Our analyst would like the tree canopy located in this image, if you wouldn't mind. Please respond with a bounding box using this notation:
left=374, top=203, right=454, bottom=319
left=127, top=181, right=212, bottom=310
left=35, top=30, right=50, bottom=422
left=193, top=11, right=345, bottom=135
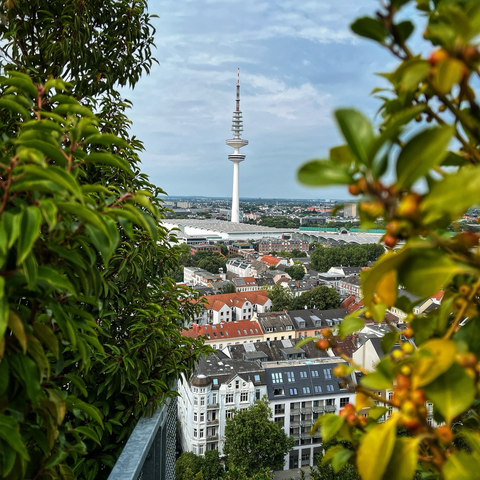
left=268, top=284, right=340, bottom=311
left=297, top=1, right=480, bottom=479
left=223, top=399, right=294, bottom=475
left=310, top=244, right=384, bottom=272
left=0, top=2, right=209, bottom=479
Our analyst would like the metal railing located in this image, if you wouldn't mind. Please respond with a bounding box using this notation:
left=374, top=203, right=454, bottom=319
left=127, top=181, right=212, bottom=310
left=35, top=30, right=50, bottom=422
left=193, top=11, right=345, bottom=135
left=107, top=397, right=176, bottom=480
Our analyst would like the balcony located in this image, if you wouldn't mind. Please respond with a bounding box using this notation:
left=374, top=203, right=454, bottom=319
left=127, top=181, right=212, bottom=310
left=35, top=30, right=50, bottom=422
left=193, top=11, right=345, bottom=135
left=301, top=432, right=312, bottom=440
left=207, top=434, right=218, bottom=441
left=300, top=407, right=311, bottom=414
left=312, top=406, right=324, bottom=414
left=207, top=403, right=219, bottom=409
left=206, top=418, right=218, bottom=425
left=325, top=405, right=336, bottom=413
left=290, top=420, right=301, bottom=427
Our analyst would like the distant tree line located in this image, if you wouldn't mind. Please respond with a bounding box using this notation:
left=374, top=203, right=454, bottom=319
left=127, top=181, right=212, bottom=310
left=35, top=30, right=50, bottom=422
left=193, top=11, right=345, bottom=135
left=310, top=244, right=385, bottom=272
left=268, top=284, right=340, bottom=311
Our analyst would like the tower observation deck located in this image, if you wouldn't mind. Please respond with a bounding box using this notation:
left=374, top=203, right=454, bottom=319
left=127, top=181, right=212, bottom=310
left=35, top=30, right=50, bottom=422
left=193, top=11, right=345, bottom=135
left=226, top=69, right=248, bottom=223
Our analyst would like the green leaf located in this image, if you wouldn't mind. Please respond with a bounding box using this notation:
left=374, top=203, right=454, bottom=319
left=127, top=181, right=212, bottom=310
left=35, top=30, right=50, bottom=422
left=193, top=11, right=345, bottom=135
left=422, top=165, right=480, bottom=223
left=8, top=311, right=26, bottom=354
left=2, top=210, right=22, bottom=249
left=37, top=265, right=77, bottom=296
left=351, top=17, right=388, bottom=42
left=84, top=152, right=131, bottom=174
left=0, top=418, right=29, bottom=461
left=0, top=76, right=38, bottom=97
left=0, top=277, right=7, bottom=339
left=383, top=437, right=418, bottom=480
left=9, top=353, right=41, bottom=404
left=17, top=206, right=42, bottom=266
left=67, top=396, right=104, bottom=427
left=297, top=159, right=353, bottom=186
left=339, top=316, right=365, bottom=339
left=443, top=450, right=480, bottom=480
left=0, top=358, right=8, bottom=396
left=396, top=126, right=454, bottom=188
left=454, top=317, right=480, bottom=357
left=75, top=426, right=101, bottom=445
left=423, top=363, right=475, bottom=423
left=84, top=133, right=129, bottom=148
left=356, top=419, right=396, bottom=480
left=412, top=338, right=456, bottom=388
left=433, top=58, right=464, bottom=95
left=395, top=20, right=414, bottom=41
left=321, top=414, right=345, bottom=443
left=0, top=98, right=30, bottom=120
left=33, top=323, right=59, bottom=358
left=398, top=248, right=473, bottom=297
left=57, top=202, right=108, bottom=236
left=335, top=109, right=374, bottom=166
left=381, top=331, right=400, bottom=354
left=360, top=371, right=392, bottom=390
left=332, top=449, right=354, bottom=473
left=65, top=373, right=88, bottom=397
left=20, top=165, right=82, bottom=200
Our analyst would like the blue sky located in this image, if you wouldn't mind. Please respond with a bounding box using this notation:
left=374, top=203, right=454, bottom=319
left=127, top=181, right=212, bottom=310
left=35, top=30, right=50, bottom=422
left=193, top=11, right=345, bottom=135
left=124, top=0, right=403, bottom=199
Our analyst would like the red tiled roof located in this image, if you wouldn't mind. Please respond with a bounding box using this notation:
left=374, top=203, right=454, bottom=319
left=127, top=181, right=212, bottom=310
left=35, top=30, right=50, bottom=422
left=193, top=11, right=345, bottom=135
left=182, top=319, right=263, bottom=339
left=340, top=295, right=356, bottom=310
left=195, top=290, right=270, bottom=311
left=431, top=291, right=444, bottom=301
left=347, top=299, right=363, bottom=314
left=259, top=255, right=281, bottom=267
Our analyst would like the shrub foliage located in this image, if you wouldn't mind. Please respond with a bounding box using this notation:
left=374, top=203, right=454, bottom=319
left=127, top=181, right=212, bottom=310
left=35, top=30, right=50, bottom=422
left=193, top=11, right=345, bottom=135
left=298, top=1, right=480, bottom=479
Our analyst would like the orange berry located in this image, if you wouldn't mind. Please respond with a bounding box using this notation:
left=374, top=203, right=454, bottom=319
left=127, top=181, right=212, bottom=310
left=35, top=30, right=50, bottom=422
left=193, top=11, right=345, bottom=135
left=429, top=49, right=449, bottom=66
left=397, top=193, right=421, bottom=218
left=321, top=328, right=333, bottom=338
left=316, top=339, right=330, bottom=350
left=411, top=389, right=427, bottom=405
left=403, top=327, right=414, bottom=339
left=396, top=374, right=410, bottom=389
left=384, top=234, right=397, bottom=249
left=346, top=413, right=358, bottom=426
left=436, top=425, right=454, bottom=444
left=348, top=184, right=361, bottom=196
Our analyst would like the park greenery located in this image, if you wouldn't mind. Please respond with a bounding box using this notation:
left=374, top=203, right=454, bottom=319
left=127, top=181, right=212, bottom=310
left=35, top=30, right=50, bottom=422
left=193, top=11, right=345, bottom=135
left=0, top=1, right=210, bottom=479
left=310, top=243, right=385, bottom=272
left=267, top=284, right=340, bottom=312
left=284, top=263, right=306, bottom=280
left=297, top=0, right=480, bottom=479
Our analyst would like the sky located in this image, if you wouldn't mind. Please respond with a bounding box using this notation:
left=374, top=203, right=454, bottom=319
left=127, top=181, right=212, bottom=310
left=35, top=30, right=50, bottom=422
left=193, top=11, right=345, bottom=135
left=124, top=0, right=406, bottom=200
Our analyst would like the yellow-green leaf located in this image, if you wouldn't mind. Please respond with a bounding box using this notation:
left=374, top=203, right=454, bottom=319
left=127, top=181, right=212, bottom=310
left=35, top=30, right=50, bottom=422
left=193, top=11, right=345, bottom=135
left=383, top=437, right=418, bottom=480
left=8, top=311, right=26, bottom=354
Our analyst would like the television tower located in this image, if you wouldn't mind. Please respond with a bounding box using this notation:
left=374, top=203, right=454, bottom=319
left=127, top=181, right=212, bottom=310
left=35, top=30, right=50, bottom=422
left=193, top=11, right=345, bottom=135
left=226, top=68, right=248, bottom=223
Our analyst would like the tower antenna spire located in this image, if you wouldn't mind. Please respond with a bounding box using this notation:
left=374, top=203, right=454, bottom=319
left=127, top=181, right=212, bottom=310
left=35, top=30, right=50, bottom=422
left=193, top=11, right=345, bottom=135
left=226, top=69, right=248, bottom=223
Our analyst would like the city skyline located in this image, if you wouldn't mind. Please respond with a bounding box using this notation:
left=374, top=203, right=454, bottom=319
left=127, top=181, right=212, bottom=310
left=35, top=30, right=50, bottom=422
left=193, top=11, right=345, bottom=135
left=123, top=1, right=417, bottom=199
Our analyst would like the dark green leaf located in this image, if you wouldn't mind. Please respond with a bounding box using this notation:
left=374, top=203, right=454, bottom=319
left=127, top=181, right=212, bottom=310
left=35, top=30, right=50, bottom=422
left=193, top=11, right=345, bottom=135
left=351, top=17, right=388, bottom=42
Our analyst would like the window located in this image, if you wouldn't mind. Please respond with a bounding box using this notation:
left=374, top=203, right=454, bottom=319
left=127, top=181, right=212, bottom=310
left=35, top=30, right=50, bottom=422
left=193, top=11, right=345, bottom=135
left=200, top=413, right=204, bottom=422
left=243, top=329, right=247, bottom=334
left=200, top=397, right=205, bottom=406
left=194, top=428, right=198, bottom=437
left=199, top=446, right=204, bottom=455
left=226, top=394, right=234, bottom=404
left=311, top=370, right=318, bottom=377
left=236, top=380, right=240, bottom=389
left=324, top=368, right=332, bottom=379
left=225, top=410, right=233, bottom=419
left=286, top=372, right=295, bottom=383
left=240, top=392, right=248, bottom=402
left=194, top=397, right=198, bottom=406
left=272, top=372, right=283, bottom=384
left=199, top=429, right=204, bottom=438
left=254, top=375, right=260, bottom=382
left=300, top=371, right=307, bottom=379
left=275, top=404, right=285, bottom=414
left=289, top=388, right=298, bottom=395
left=256, top=389, right=261, bottom=400
left=212, top=378, right=218, bottom=385
left=303, top=387, right=310, bottom=394
left=194, top=412, right=198, bottom=422
left=326, top=385, right=334, bottom=392
left=314, top=386, right=322, bottom=393
left=212, top=394, right=217, bottom=404
left=340, top=397, right=350, bottom=407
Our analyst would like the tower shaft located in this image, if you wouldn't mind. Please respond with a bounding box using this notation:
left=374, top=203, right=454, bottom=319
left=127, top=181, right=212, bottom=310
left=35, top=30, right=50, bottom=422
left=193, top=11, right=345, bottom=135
left=226, top=68, right=248, bottom=223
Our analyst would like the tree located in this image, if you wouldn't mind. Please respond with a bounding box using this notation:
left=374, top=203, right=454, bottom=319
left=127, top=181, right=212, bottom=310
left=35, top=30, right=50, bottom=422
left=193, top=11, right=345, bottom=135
left=192, top=251, right=227, bottom=275
left=221, top=282, right=236, bottom=294
left=267, top=284, right=293, bottom=311
left=285, top=264, right=306, bottom=280
left=297, top=1, right=480, bottom=479
left=290, top=248, right=305, bottom=258
left=203, top=449, right=225, bottom=480
left=0, top=3, right=209, bottom=480
left=223, top=399, right=294, bottom=475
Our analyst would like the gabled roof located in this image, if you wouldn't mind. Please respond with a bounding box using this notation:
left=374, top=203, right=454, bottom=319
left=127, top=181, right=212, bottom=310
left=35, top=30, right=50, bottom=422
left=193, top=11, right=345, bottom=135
left=182, top=319, right=262, bottom=340
left=196, top=290, right=270, bottom=310
left=259, top=255, right=281, bottom=267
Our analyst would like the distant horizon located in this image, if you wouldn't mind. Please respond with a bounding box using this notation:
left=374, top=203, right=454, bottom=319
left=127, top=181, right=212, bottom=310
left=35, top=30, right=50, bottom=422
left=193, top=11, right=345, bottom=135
left=159, top=194, right=353, bottom=202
